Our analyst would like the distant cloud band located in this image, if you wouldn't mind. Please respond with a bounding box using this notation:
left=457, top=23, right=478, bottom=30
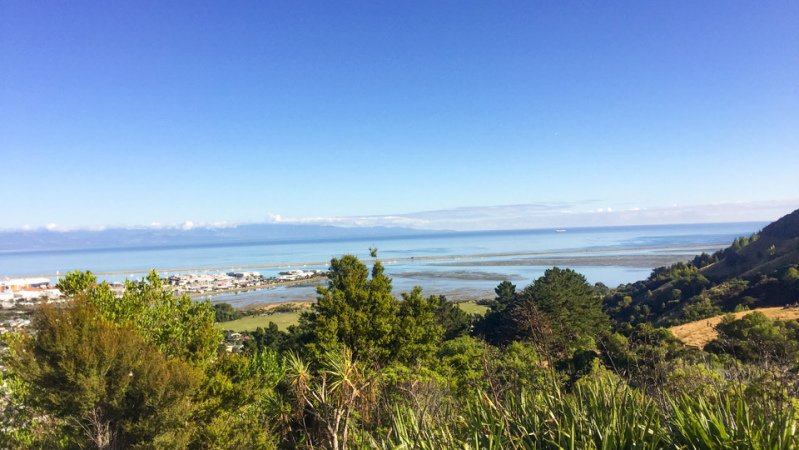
left=7, top=199, right=797, bottom=233
left=263, top=199, right=798, bottom=231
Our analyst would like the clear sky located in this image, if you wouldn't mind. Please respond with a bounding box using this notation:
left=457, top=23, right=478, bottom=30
left=2, top=1, right=797, bottom=231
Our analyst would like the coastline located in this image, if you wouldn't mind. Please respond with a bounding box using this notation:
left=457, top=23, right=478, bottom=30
left=186, top=276, right=327, bottom=300
left=12, top=243, right=727, bottom=278
left=204, top=245, right=725, bottom=308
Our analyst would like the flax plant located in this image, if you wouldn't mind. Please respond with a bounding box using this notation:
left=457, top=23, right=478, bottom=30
left=373, top=403, right=460, bottom=450
left=669, top=390, right=799, bottom=449
left=285, top=348, right=371, bottom=450
left=460, top=367, right=666, bottom=449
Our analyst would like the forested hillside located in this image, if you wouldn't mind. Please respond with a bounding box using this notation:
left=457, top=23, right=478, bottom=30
left=603, top=208, right=799, bottom=328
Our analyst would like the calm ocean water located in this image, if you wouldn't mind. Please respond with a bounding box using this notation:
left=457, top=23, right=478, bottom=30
left=1, top=222, right=767, bottom=306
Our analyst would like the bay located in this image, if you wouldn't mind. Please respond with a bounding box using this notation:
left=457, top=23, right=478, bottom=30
left=0, top=222, right=767, bottom=307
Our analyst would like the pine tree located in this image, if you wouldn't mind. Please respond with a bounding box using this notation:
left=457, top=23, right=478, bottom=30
left=514, top=267, right=610, bottom=356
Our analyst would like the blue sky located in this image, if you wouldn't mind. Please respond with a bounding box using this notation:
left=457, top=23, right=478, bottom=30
left=2, top=1, right=797, bottom=231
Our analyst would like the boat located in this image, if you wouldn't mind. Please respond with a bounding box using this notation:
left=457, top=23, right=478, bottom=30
left=556, top=229, right=566, bottom=232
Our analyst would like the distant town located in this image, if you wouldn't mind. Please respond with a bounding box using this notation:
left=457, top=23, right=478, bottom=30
left=0, top=269, right=325, bottom=311
left=168, top=269, right=324, bottom=297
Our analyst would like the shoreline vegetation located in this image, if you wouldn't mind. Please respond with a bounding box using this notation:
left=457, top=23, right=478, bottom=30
left=13, top=243, right=727, bottom=278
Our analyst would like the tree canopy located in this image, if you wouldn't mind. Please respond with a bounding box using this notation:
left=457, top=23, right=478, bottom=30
left=3, top=270, right=279, bottom=449
left=9, top=299, right=200, bottom=448
left=514, top=267, right=609, bottom=355
left=301, top=253, right=441, bottom=366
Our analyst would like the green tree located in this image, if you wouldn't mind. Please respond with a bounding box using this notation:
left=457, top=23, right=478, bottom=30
left=302, top=253, right=445, bottom=366
left=302, top=254, right=398, bottom=363
left=780, top=266, right=799, bottom=283
left=680, top=298, right=722, bottom=323
left=56, top=269, right=98, bottom=297
left=433, top=295, right=473, bottom=341
left=433, top=336, right=490, bottom=397
left=394, top=287, right=443, bottom=364
left=514, top=267, right=609, bottom=356
left=87, top=270, right=220, bottom=366
left=473, top=280, right=519, bottom=345
left=8, top=300, right=200, bottom=448
left=705, top=312, right=799, bottom=364
left=213, top=302, right=242, bottom=322
left=4, top=270, right=231, bottom=448
left=243, top=323, right=287, bottom=353
left=493, top=280, right=517, bottom=312
left=191, top=352, right=284, bottom=449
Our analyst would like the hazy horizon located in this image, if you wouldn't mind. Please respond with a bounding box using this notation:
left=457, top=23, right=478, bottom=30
left=2, top=200, right=795, bottom=234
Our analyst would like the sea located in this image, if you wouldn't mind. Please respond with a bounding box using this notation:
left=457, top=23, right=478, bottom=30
left=0, top=222, right=768, bottom=308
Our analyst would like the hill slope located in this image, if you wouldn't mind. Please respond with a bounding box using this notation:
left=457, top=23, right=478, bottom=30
left=669, top=306, right=799, bottom=348
left=700, top=208, right=799, bottom=280
left=604, top=208, right=799, bottom=328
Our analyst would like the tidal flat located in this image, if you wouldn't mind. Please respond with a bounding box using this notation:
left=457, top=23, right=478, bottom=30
left=393, top=270, right=522, bottom=281
left=430, top=253, right=696, bottom=268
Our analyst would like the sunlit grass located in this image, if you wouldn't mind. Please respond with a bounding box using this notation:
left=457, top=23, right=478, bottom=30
left=456, top=302, right=489, bottom=316
left=217, top=312, right=302, bottom=331
left=669, top=306, right=799, bottom=348
left=218, top=301, right=488, bottom=332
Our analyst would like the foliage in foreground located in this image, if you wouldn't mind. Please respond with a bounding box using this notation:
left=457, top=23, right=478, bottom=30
left=377, top=360, right=799, bottom=450
left=1, top=270, right=280, bottom=449
left=2, top=248, right=799, bottom=449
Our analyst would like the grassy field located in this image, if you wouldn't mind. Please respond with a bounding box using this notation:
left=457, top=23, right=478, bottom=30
left=456, top=302, right=489, bottom=315
left=669, top=306, right=799, bottom=348
left=218, top=312, right=302, bottom=332
left=219, top=301, right=489, bottom=332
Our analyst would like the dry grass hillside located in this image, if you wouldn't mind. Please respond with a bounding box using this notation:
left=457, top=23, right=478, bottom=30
left=669, top=306, right=799, bottom=349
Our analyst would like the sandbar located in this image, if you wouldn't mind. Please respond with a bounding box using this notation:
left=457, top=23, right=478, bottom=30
left=431, top=253, right=702, bottom=268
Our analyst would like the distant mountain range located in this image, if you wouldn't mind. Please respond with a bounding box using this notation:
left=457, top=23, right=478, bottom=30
left=0, top=224, right=448, bottom=253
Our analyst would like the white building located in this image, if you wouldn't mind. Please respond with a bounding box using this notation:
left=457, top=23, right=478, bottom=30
left=0, top=289, right=13, bottom=302
left=0, top=277, right=51, bottom=289
left=0, top=289, right=14, bottom=309
left=277, top=269, right=323, bottom=281
left=227, top=271, right=260, bottom=278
